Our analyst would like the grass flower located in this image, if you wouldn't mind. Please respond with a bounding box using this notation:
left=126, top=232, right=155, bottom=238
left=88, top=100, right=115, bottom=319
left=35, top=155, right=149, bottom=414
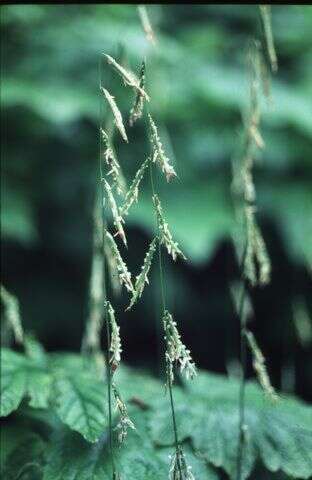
left=153, top=194, right=186, bottom=261
left=105, top=231, right=133, bottom=293
left=163, top=310, right=196, bottom=383
left=101, top=87, right=128, bottom=143
left=148, top=113, right=177, bottom=182
left=129, top=60, right=146, bottom=126
left=103, top=179, right=127, bottom=247
left=126, top=237, right=158, bottom=311
left=120, top=158, right=149, bottom=217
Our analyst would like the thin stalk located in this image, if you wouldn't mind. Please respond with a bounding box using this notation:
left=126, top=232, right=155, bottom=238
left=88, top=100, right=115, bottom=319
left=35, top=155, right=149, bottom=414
left=149, top=157, right=182, bottom=476
left=236, top=243, right=248, bottom=480
left=99, top=56, right=116, bottom=479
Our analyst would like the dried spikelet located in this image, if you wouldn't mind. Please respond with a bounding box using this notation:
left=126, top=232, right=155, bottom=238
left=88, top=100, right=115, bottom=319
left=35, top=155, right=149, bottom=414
left=163, top=310, right=196, bottom=384
left=126, top=237, right=158, bottom=311
left=105, top=301, right=122, bottom=372
left=169, top=445, right=195, bottom=480
left=112, top=383, right=135, bottom=445
left=244, top=205, right=271, bottom=286
left=153, top=194, right=186, bottom=261
left=148, top=113, right=177, bottom=182
left=129, top=60, right=146, bottom=127
left=105, top=231, right=133, bottom=293
left=120, top=158, right=149, bottom=217
left=0, top=285, right=24, bottom=345
left=100, top=128, right=126, bottom=196
left=103, top=53, right=150, bottom=101
left=259, top=5, right=278, bottom=73
left=103, top=179, right=127, bottom=247
left=101, top=87, right=128, bottom=143
left=138, top=6, right=156, bottom=46
left=245, top=329, right=278, bottom=402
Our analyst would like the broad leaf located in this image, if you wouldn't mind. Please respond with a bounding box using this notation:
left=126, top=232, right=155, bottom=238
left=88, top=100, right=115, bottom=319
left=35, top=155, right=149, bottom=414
left=0, top=348, right=52, bottom=416
left=54, top=373, right=108, bottom=443
left=149, top=372, right=312, bottom=479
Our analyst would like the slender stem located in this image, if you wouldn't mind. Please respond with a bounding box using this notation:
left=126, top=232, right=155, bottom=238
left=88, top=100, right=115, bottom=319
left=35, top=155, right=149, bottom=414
left=236, top=243, right=248, bottom=480
left=149, top=158, right=182, bottom=475
left=99, top=55, right=116, bottom=479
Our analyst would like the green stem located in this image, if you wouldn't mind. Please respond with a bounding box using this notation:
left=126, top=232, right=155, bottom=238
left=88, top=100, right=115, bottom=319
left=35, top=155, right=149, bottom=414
left=149, top=157, right=182, bottom=475
left=99, top=55, right=116, bottom=479
left=236, top=243, right=248, bottom=480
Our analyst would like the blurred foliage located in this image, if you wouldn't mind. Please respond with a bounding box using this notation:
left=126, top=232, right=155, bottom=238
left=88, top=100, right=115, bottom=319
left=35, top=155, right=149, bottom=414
left=1, top=5, right=312, bottom=399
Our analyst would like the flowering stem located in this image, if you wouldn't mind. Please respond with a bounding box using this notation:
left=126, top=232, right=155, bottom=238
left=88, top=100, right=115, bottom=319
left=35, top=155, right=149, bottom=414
left=149, top=157, right=182, bottom=476
left=99, top=56, right=116, bottom=479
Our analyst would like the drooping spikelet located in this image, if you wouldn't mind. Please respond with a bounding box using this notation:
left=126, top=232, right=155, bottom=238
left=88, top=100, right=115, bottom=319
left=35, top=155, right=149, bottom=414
left=259, top=5, right=278, bottom=73
left=101, top=87, right=128, bottom=143
left=129, top=60, right=146, bottom=127
left=112, top=383, right=135, bottom=445
left=120, top=158, right=149, bottom=217
left=105, top=231, right=133, bottom=293
left=100, top=128, right=126, bottom=196
left=244, top=205, right=271, bottom=286
left=169, top=445, right=195, bottom=480
left=148, top=113, right=177, bottom=182
left=245, top=329, right=278, bottom=402
left=163, top=310, right=196, bottom=384
left=103, top=53, right=150, bottom=101
left=103, top=179, right=127, bottom=247
left=137, top=6, right=156, bottom=46
left=105, top=301, right=122, bottom=372
left=126, top=237, right=158, bottom=311
left=152, top=194, right=186, bottom=261
left=0, top=285, right=24, bottom=345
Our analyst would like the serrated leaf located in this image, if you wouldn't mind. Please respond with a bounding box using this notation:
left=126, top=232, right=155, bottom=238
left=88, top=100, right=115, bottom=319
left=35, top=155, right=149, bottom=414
left=149, top=371, right=312, bottom=479
left=0, top=348, right=52, bottom=416
left=54, top=373, right=108, bottom=443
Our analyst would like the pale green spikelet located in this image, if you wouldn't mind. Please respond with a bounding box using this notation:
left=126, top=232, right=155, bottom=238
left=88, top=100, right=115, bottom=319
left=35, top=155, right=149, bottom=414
left=138, top=6, right=156, bottom=46
left=245, top=329, right=278, bottom=402
left=148, top=113, right=177, bottom=182
left=129, top=60, right=146, bottom=127
left=163, top=310, right=196, bottom=383
left=103, top=179, right=127, bottom=247
left=126, top=237, right=158, bottom=311
left=103, top=53, right=150, bottom=101
left=153, top=194, right=186, bottom=261
left=169, top=445, right=195, bottom=480
left=120, top=158, right=149, bottom=217
left=105, top=301, right=122, bottom=372
left=100, top=128, right=126, bottom=196
left=244, top=205, right=271, bottom=286
left=105, top=231, right=133, bottom=293
left=101, top=87, right=128, bottom=143
left=259, top=5, right=278, bottom=73
left=112, top=383, right=135, bottom=446
left=1, top=285, right=24, bottom=345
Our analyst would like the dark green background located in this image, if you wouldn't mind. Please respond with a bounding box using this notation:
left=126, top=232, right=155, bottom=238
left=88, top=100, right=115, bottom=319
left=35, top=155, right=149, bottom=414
left=1, top=5, right=312, bottom=400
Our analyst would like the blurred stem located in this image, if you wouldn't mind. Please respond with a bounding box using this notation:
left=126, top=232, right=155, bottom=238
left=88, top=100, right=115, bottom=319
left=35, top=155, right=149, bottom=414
left=149, top=157, right=182, bottom=476
left=236, top=243, right=248, bottom=480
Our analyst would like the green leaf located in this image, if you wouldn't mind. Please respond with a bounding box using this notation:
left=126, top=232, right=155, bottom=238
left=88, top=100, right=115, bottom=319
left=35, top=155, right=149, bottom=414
left=43, top=408, right=219, bottom=480
left=149, top=372, right=312, bottom=479
left=54, top=373, right=108, bottom=443
left=0, top=348, right=52, bottom=416
left=2, top=433, right=46, bottom=480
